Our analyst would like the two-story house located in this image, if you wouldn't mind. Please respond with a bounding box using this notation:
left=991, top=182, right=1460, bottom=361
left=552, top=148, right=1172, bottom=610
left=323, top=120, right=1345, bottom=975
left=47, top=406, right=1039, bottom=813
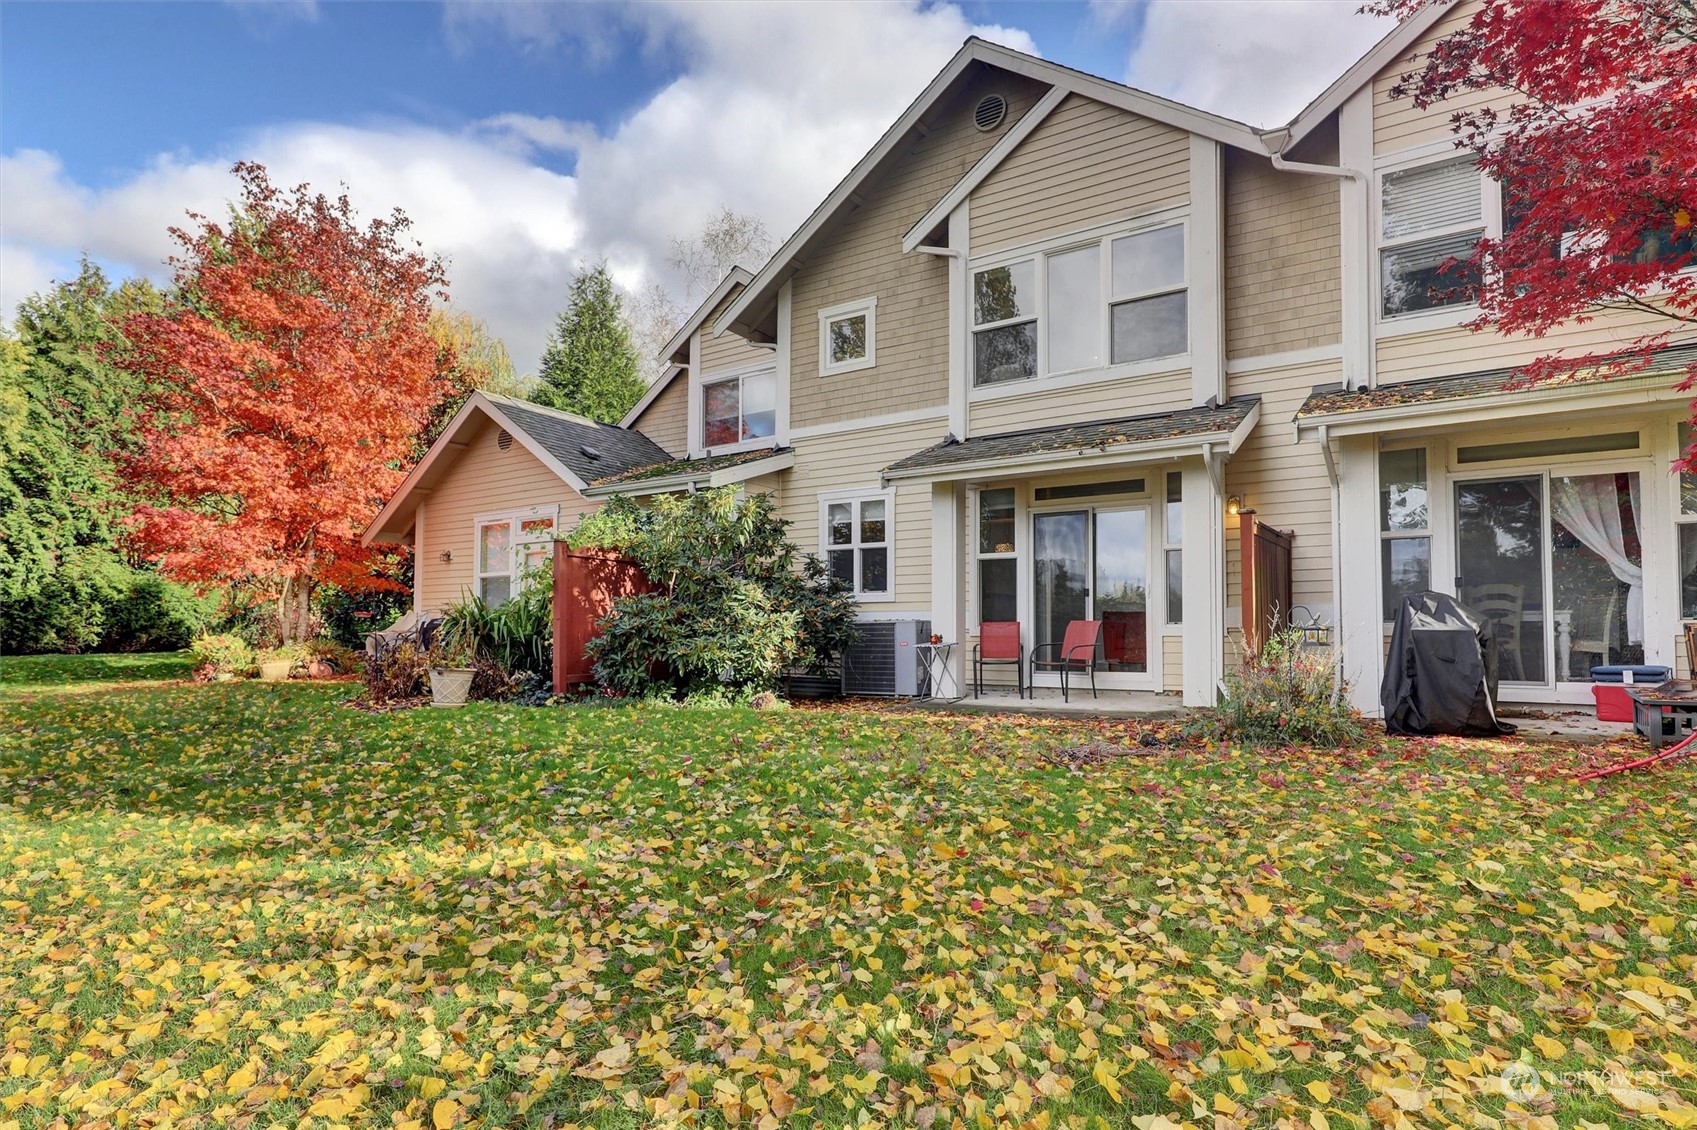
left=370, top=0, right=1694, bottom=713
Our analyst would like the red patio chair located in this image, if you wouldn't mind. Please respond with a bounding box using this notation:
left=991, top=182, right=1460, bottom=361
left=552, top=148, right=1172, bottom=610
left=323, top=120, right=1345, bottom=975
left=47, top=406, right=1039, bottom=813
left=1030, top=619, right=1102, bottom=703
left=973, top=621, right=1024, bottom=699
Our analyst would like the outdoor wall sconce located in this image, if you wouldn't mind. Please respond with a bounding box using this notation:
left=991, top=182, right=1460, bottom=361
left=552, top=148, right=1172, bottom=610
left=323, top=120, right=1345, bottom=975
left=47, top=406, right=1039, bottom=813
left=1226, top=495, right=1244, bottom=516
left=438, top=550, right=453, bottom=563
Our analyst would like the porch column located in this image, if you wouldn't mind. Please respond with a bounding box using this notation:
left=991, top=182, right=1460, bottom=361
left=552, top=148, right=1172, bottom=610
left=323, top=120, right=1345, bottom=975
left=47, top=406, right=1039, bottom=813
left=1336, top=435, right=1383, bottom=715
left=1181, top=457, right=1224, bottom=707
left=930, top=481, right=965, bottom=687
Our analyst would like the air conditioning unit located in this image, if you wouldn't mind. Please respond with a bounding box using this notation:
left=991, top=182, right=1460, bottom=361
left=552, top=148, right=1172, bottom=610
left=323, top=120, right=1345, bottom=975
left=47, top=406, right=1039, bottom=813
left=841, top=618, right=931, bottom=697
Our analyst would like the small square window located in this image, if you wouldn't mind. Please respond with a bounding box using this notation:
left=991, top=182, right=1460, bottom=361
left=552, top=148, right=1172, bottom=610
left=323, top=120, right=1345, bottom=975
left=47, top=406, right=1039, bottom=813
left=819, top=298, right=876, bottom=376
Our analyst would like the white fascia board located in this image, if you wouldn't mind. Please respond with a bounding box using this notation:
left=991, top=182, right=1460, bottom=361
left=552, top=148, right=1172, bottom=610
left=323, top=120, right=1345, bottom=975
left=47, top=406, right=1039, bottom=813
left=620, top=362, right=686, bottom=431
left=362, top=393, right=486, bottom=545
left=1293, top=373, right=1685, bottom=439
left=901, top=86, right=1068, bottom=253
left=1274, top=0, right=1459, bottom=154
left=709, top=450, right=795, bottom=487
left=662, top=267, right=752, bottom=361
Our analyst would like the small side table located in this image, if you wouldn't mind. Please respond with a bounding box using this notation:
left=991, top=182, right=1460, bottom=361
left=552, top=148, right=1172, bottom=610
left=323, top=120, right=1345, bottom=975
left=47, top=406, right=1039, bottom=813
left=1629, top=679, right=1697, bottom=750
left=914, top=642, right=963, bottom=702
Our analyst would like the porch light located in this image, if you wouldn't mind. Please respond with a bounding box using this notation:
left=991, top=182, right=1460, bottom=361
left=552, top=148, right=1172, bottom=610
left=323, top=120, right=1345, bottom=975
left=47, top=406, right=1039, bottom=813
left=1226, top=495, right=1244, bottom=516
left=438, top=550, right=453, bottom=563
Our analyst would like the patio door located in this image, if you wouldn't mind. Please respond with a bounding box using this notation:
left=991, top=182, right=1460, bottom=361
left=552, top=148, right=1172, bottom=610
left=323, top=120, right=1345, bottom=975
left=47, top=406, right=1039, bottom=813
left=1032, top=506, right=1150, bottom=682
left=1455, top=470, right=1644, bottom=687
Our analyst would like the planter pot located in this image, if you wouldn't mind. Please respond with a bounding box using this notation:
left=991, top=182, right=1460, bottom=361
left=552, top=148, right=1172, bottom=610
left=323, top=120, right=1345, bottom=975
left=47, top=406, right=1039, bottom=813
left=257, top=659, right=293, bottom=682
left=430, top=666, right=476, bottom=707
left=306, top=658, right=336, bottom=679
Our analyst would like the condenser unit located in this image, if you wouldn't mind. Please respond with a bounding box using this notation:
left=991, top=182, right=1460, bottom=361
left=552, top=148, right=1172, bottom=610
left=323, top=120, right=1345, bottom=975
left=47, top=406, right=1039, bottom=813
left=840, top=619, right=931, bottom=697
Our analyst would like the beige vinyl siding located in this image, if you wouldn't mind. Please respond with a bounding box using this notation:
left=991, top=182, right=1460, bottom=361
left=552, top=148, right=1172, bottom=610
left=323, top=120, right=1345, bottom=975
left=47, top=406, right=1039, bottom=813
left=1221, top=356, right=1341, bottom=614
left=1373, top=2, right=1501, bottom=155
left=417, top=417, right=596, bottom=613
left=1223, top=139, right=1342, bottom=360
left=700, top=287, right=772, bottom=376
left=969, top=367, right=1192, bottom=435
left=789, top=66, right=1051, bottom=431
left=1163, top=635, right=1182, bottom=692
left=969, top=94, right=1190, bottom=256
left=630, top=376, right=689, bottom=457
left=1375, top=305, right=1677, bottom=384
left=782, top=417, right=951, bottom=612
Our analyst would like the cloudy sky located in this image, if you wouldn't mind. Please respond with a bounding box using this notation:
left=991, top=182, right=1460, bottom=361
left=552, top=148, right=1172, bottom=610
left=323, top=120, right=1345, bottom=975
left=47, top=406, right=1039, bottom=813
left=1, top=1, right=1393, bottom=374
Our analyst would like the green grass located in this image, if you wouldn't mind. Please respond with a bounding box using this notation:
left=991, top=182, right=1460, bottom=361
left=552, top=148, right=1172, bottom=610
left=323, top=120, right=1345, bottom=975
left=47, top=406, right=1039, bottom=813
left=0, top=656, right=1693, bottom=1128
left=0, top=650, right=194, bottom=698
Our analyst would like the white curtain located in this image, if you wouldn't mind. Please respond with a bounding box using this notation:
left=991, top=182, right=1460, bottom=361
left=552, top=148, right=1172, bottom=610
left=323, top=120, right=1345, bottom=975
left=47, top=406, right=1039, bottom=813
left=1551, top=474, right=1643, bottom=645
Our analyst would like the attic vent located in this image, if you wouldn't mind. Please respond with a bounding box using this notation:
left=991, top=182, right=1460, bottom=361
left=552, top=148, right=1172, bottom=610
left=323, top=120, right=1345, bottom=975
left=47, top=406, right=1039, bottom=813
left=580, top=445, right=601, bottom=461
left=497, top=429, right=514, bottom=451
left=973, top=93, right=1007, bottom=132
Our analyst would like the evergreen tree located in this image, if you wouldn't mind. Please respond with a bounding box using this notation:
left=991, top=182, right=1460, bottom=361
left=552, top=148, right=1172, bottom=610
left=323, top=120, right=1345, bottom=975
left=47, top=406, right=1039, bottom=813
left=532, top=262, right=647, bottom=423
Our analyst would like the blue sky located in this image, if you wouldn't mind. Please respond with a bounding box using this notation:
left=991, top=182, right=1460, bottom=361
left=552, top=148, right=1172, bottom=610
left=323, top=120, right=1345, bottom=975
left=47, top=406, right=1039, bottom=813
left=1, top=1, right=1390, bottom=372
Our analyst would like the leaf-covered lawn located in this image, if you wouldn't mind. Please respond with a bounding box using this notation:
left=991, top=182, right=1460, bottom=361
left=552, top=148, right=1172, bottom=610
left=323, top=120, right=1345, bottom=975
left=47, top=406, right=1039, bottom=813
left=1, top=666, right=1694, bottom=1130
left=0, top=651, right=195, bottom=699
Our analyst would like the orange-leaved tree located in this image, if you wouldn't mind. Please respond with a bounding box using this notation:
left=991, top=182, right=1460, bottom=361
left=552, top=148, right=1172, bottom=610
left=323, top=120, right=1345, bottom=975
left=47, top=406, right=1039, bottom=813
left=122, top=162, right=449, bottom=641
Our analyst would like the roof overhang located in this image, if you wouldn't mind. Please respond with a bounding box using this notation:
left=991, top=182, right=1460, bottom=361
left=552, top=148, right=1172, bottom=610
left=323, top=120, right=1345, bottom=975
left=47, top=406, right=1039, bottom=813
left=362, top=392, right=588, bottom=545
left=717, top=37, right=1264, bottom=341
left=1293, top=371, right=1688, bottom=440
left=659, top=267, right=752, bottom=364
left=620, top=361, right=687, bottom=429
left=582, top=449, right=795, bottom=499
left=882, top=401, right=1260, bottom=486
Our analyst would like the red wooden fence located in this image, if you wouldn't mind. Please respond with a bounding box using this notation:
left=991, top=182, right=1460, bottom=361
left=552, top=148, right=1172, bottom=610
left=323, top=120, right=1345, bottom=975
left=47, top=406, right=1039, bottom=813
left=552, top=545, right=651, bottom=693
left=1239, top=511, right=1293, bottom=655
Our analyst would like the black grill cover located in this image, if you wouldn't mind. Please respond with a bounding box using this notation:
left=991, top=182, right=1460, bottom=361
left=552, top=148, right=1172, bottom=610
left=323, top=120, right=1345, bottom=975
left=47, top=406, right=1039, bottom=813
left=1381, top=591, right=1516, bottom=736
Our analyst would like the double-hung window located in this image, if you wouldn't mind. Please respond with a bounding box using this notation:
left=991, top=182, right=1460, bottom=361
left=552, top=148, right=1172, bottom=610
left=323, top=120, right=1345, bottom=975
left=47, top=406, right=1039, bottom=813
left=819, top=297, right=876, bottom=376
left=1380, top=156, right=1486, bottom=317
left=702, top=367, right=776, bottom=449
left=475, top=507, right=557, bottom=607
left=823, top=492, right=892, bottom=600
left=972, top=221, right=1187, bottom=387
left=976, top=487, right=1017, bottom=623
left=1379, top=449, right=1431, bottom=620
left=1680, top=423, right=1697, bottom=620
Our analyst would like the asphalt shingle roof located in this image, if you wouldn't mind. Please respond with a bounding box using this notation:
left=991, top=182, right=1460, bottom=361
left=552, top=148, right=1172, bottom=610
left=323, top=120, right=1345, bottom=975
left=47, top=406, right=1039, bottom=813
left=588, top=445, right=791, bottom=488
left=485, top=394, right=675, bottom=484
left=883, top=398, right=1261, bottom=476
left=1295, top=342, right=1697, bottom=420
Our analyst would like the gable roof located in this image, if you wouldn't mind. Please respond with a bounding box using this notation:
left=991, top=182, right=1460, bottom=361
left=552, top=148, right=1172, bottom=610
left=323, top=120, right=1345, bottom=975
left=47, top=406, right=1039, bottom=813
left=362, top=391, right=674, bottom=544
left=715, top=37, right=1265, bottom=342
left=619, top=267, right=755, bottom=431
left=1269, top=0, right=1459, bottom=155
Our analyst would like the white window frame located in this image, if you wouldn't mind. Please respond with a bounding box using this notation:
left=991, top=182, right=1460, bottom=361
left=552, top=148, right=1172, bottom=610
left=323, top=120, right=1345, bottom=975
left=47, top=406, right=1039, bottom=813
left=972, top=485, right=1019, bottom=629
left=471, top=504, right=559, bottom=605
left=818, top=296, right=877, bottom=377
left=1377, top=445, right=1432, bottom=624
left=1679, top=422, right=1697, bottom=621
left=1162, top=471, right=1183, bottom=627
left=819, top=488, right=895, bottom=603
left=1373, top=144, right=1502, bottom=334
left=967, top=212, right=1190, bottom=400
left=700, top=362, right=779, bottom=456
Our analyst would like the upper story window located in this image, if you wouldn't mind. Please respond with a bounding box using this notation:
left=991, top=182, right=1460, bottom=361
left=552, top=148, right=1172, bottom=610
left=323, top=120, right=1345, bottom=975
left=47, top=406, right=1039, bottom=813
left=972, top=221, right=1187, bottom=387
left=819, top=297, right=876, bottom=377
left=702, top=367, right=776, bottom=449
left=1380, top=156, right=1486, bottom=318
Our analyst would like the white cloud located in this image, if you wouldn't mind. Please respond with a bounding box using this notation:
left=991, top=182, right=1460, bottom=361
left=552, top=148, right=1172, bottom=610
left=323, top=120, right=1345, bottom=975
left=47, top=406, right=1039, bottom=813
left=5, top=1, right=1035, bottom=374
left=1106, top=0, right=1395, bottom=127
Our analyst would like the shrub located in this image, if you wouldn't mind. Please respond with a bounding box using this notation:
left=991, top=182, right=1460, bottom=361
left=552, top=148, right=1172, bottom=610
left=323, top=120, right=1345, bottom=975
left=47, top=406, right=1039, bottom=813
left=570, top=488, right=858, bottom=698
left=191, top=633, right=255, bottom=678
left=0, top=549, right=212, bottom=654
left=438, top=565, right=553, bottom=677
left=258, top=642, right=311, bottom=674
left=365, top=638, right=428, bottom=702
left=1198, top=626, right=1363, bottom=747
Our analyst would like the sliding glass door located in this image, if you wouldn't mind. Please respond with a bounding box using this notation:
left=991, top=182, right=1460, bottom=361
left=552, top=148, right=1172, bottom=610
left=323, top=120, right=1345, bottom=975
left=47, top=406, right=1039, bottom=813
left=1032, top=506, right=1150, bottom=678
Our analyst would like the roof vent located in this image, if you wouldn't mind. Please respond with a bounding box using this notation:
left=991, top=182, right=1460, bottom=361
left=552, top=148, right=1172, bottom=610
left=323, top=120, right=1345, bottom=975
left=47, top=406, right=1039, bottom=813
left=973, top=93, right=1007, bottom=132
left=497, top=429, right=514, bottom=451
left=580, top=445, right=601, bottom=461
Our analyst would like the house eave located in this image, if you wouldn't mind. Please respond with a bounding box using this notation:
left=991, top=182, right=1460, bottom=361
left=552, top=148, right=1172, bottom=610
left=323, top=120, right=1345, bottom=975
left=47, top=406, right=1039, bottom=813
left=1293, top=372, right=1687, bottom=439
left=581, top=450, right=795, bottom=498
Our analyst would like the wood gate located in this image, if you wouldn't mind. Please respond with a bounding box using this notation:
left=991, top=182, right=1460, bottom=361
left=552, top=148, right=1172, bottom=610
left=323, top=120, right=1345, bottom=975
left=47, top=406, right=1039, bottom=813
left=1239, top=511, right=1293, bottom=655
left=552, top=545, right=651, bottom=693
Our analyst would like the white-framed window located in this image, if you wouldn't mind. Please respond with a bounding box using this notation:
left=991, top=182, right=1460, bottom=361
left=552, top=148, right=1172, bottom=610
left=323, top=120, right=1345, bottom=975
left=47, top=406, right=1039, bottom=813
left=821, top=490, right=893, bottom=601
left=971, top=219, right=1188, bottom=388
left=1680, top=422, right=1697, bottom=621
left=702, top=365, right=777, bottom=450
left=1163, top=471, right=1183, bottom=625
left=818, top=297, right=876, bottom=377
left=474, top=505, right=558, bottom=607
left=1379, top=448, right=1430, bottom=620
left=1378, top=155, right=1490, bottom=319
left=975, top=486, right=1017, bottom=626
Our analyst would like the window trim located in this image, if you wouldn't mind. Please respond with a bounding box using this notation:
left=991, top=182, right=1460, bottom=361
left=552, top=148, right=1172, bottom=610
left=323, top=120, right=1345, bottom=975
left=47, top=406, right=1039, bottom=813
left=972, top=486, right=1019, bottom=629
left=1377, top=447, right=1431, bottom=624
left=819, top=487, right=895, bottom=603
left=700, top=362, right=779, bottom=456
left=1373, top=148, right=1501, bottom=332
left=1162, top=471, right=1183, bottom=627
left=1678, top=422, right=1697, bottom=622
left=471, top=504, right=559, bottom=605
left=967, top=212, right=1190, bottom=395
left=818, top=296, right=877, bottom=377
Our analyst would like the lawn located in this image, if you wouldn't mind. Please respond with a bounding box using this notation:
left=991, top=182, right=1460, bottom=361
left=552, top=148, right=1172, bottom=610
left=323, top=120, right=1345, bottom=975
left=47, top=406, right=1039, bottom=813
left=1, top=659, right=1693, bottom=1130
left=0, top=650, right=195, bottom=699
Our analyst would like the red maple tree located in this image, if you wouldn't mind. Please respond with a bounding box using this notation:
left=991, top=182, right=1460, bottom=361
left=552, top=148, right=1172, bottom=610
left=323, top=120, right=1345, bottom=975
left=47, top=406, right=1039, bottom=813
left=122, top=162, right=449, bottom=640
left=1376, top=0, right=1697, bottom=465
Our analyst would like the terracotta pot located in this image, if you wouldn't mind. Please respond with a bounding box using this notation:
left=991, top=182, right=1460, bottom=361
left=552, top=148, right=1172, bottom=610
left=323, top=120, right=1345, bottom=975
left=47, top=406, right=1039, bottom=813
left=306, top=658, right=335, bottom=679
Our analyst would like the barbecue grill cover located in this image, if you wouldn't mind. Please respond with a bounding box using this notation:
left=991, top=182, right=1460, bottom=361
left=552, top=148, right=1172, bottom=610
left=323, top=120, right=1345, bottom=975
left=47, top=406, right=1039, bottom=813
left=1381, top=591, right=1516, bottom=736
